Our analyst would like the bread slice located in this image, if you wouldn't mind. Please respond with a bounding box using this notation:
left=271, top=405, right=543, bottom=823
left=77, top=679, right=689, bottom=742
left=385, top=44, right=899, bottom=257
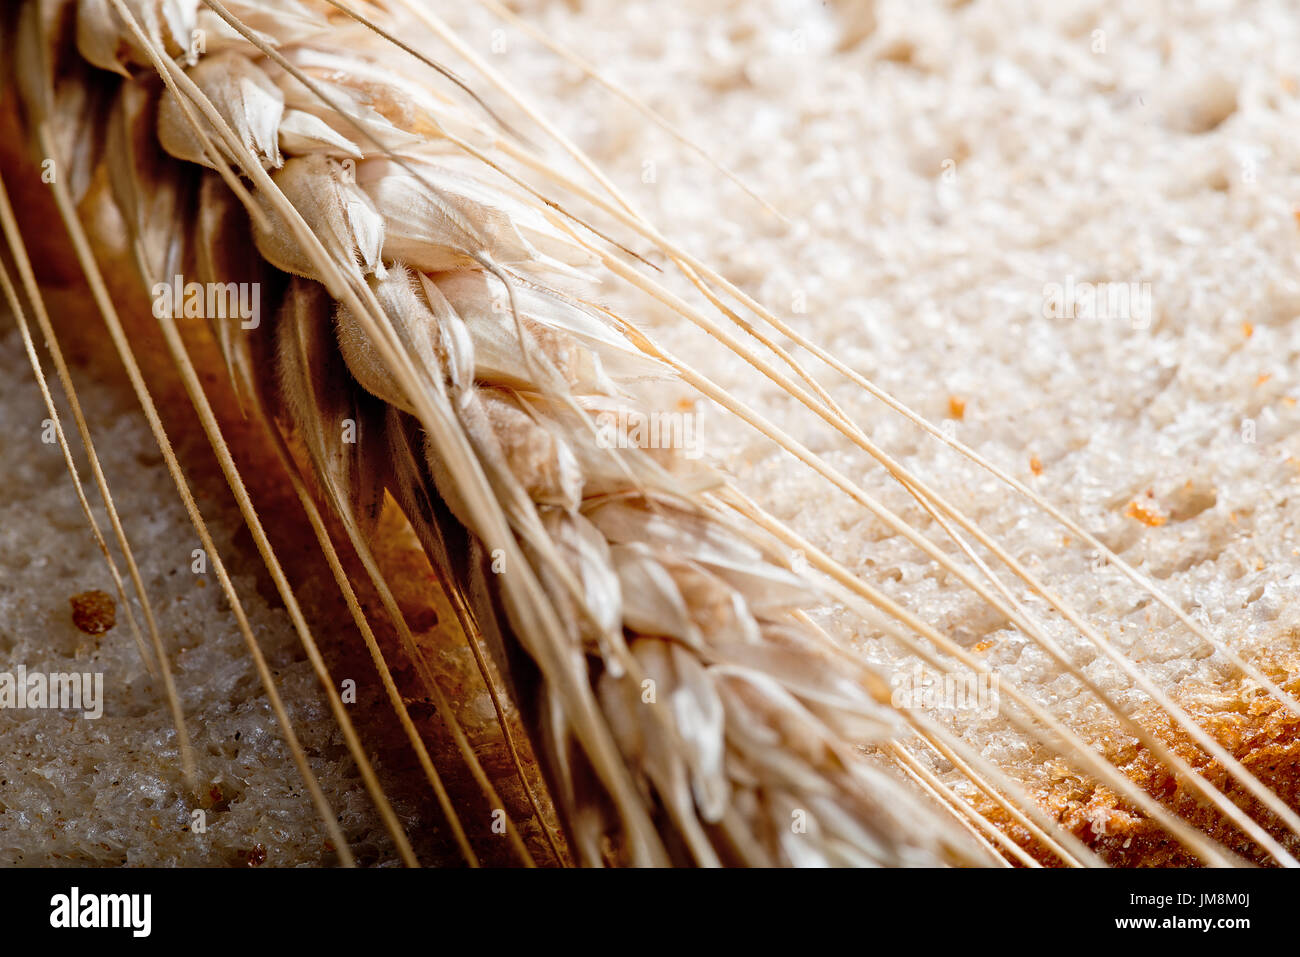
left=4, top=0, right=1299, bottom=867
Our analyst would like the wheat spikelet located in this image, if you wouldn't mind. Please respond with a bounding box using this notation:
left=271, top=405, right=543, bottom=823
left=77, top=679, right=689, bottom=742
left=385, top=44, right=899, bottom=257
left=4, top=0, right=1300, bottom=869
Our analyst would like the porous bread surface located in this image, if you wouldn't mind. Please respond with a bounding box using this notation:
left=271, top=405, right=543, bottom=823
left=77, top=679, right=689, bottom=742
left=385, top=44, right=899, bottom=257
left=451, top=0, right=1300, bottom=860
left=0, top=323, right=400, bottom=866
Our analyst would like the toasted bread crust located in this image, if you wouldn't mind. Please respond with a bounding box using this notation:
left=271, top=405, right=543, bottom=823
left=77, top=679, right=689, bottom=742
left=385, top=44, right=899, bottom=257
left=982, top=645, right=1300, bottom=867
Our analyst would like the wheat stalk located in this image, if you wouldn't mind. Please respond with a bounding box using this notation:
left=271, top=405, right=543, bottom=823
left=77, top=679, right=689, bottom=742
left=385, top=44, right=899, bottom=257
left=4, top=0, right=1298, bottom=868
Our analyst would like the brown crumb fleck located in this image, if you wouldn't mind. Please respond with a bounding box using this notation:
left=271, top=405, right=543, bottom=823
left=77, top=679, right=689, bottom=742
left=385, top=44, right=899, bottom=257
left=1125, top=500, right=1166, bottom=527
left=202, top=782, right=234, bottom=813
left=246, top=843, right=267, bottom=867
left=69, top=590, right=116, bottom=636
left=947, top=395, right=966, bottom=420
left=1029, top=454, right=1043, bottom=476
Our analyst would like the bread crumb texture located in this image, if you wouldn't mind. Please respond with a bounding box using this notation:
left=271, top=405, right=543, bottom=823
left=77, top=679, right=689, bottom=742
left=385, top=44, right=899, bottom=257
left=0, top=328, right=401, bottom=866
left=498, top=0, right=1300, bottom=862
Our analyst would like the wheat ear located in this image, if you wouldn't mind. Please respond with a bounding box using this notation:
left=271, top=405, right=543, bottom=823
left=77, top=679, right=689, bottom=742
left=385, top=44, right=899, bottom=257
left=1, top=0, right=1002, bottom=865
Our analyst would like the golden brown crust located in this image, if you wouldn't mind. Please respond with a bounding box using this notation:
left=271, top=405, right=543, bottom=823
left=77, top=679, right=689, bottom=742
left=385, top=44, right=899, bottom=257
left=983, top=643, right=1300, bottom=867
